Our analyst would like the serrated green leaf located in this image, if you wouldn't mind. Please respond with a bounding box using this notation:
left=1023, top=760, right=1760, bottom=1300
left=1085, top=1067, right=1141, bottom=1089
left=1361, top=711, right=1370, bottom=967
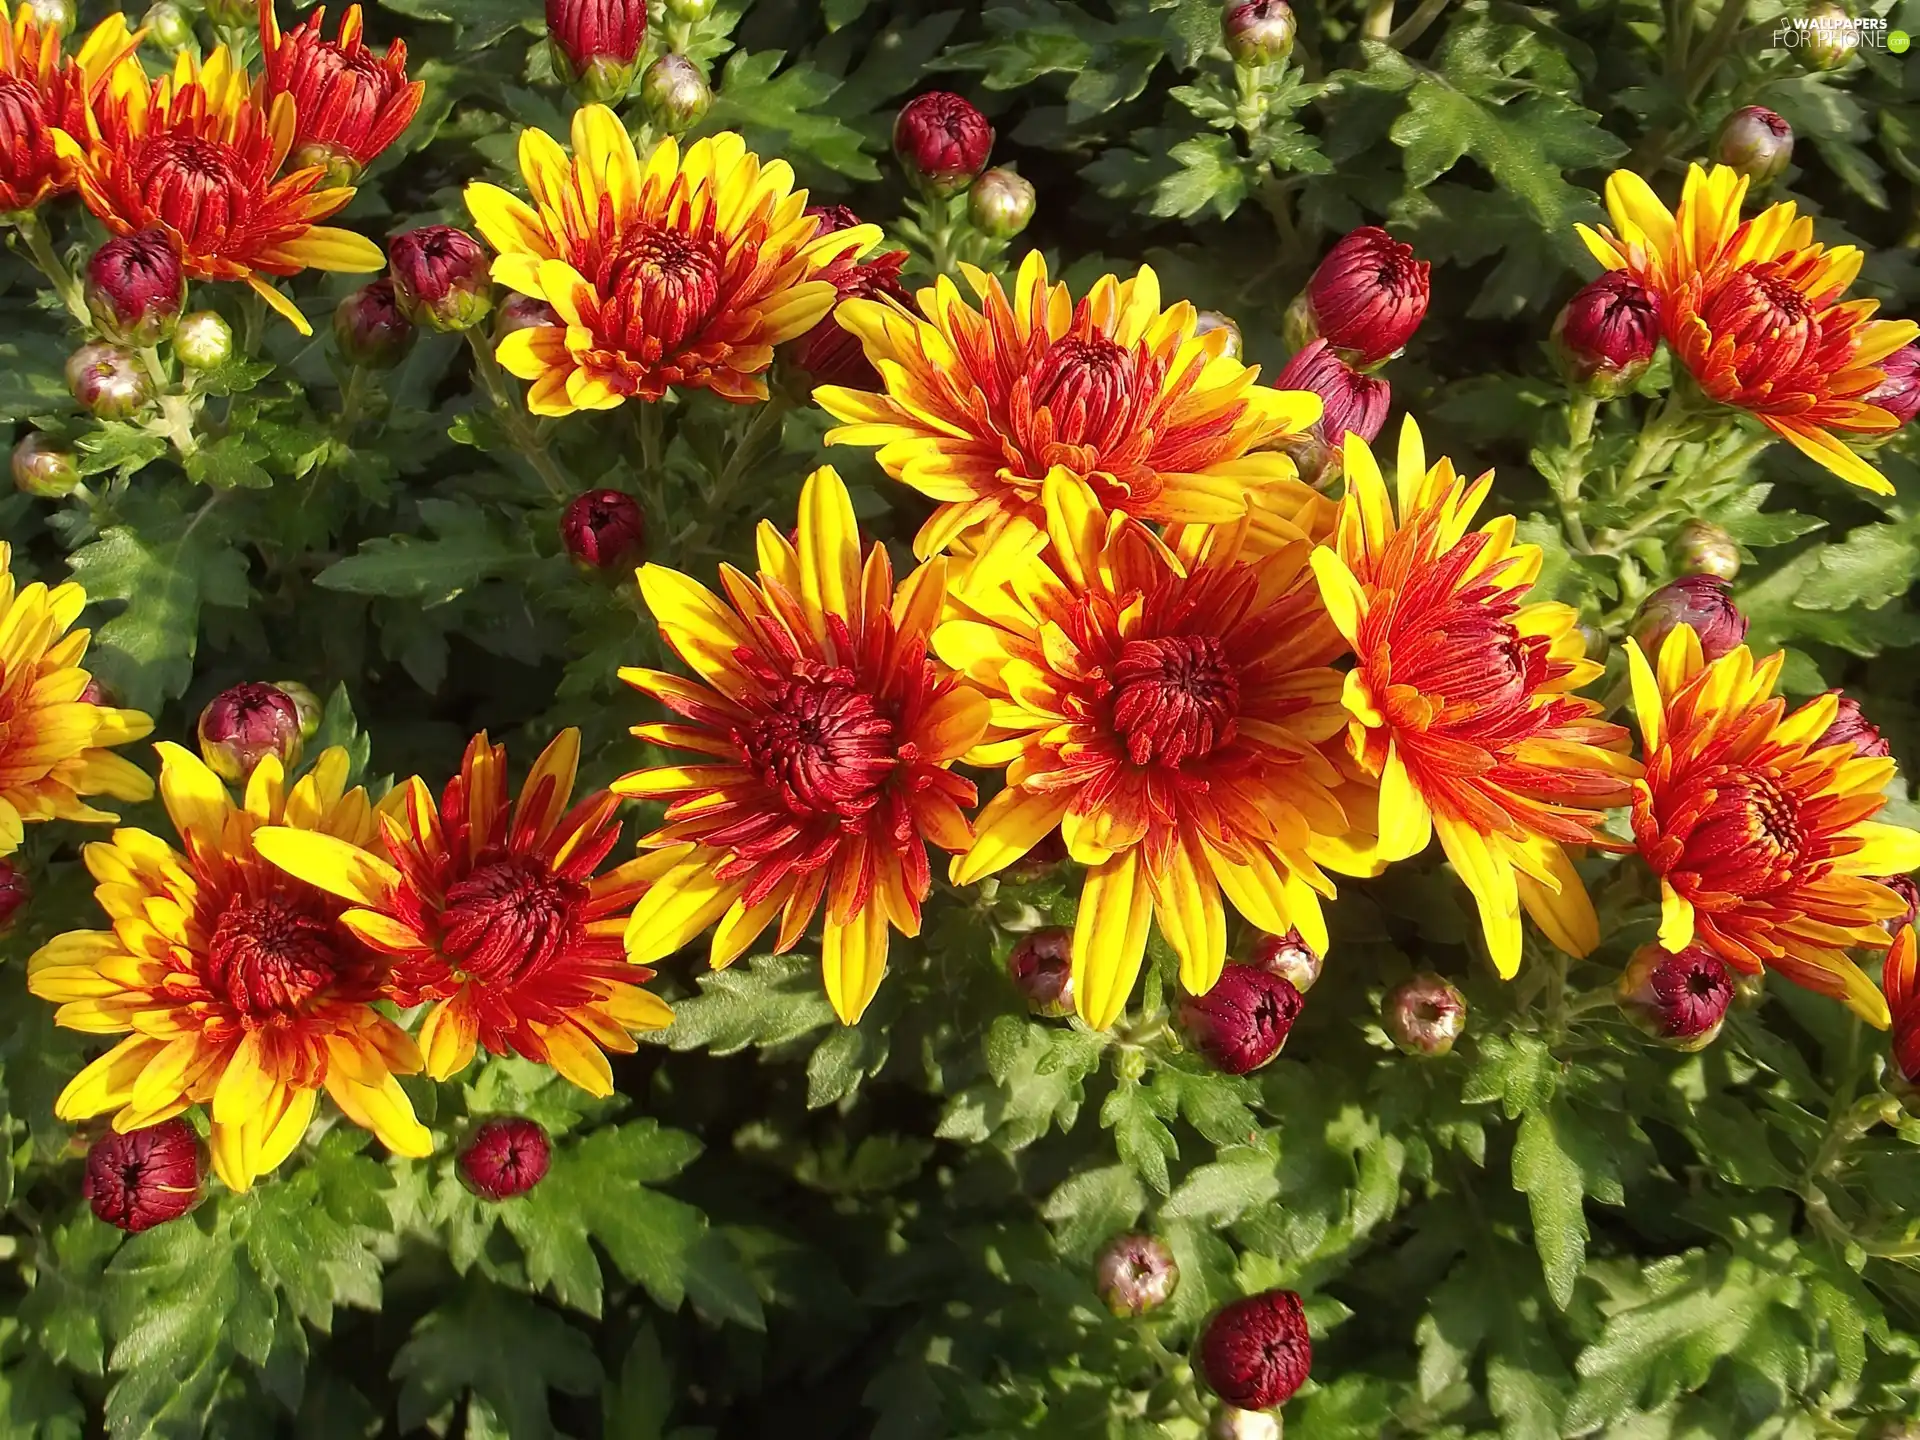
left=391, top=1278, right=600, bottom=1440
left=1512, top=1104, right=1588, bottom=1310
left=661, top=953, right=836, bottom=1056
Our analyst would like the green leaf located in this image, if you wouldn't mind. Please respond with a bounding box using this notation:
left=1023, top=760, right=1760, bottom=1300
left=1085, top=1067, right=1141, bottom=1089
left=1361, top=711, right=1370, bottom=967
left=1100, top=1073, right=1177, bottom=1193
left=184, top=435, right=272, bottom=491
left=661, top=953, right=836, bottom=1056
left=0, top=333, right=76, bottom=421
left=1160, top=1150, right=1279, bottom=1225
left=1150, top=134, right=1250, bottom=220
left=391, top=1278, right=600, bottom=1440
left=706, top=51, right=878, bottom=180
left=314, top=500, right=527, bottom=602
left=1464, top=1033, right=1558, bottom=1118
left=1042, top=1165, right=1145, bottom=1261
left=1512, top=1103, right=1590, bottom=1309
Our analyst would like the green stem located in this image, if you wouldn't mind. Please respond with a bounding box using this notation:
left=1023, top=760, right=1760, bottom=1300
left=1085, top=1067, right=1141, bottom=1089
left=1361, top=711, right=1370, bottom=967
left=1362, top=0, right=1395, bottom=41
left=13, top=213, right=90, bottom=327
left=1388, top=0, right=1451, bottom=49
left=138, top=346, right=200, bottom=457
left=336, top=365, right=369, bottom=435
left=465, top=330, right=572, bottom=502
left=1556, top=390, right=1601, bottom=553
left=1684, top=0, right=1749, bottom=103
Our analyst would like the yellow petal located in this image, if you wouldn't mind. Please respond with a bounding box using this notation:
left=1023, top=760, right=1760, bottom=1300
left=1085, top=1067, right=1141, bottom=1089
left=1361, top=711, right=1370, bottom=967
left=1071, top=850, right=1154, bottom=1031
left=252, top=826, right=402, bottom=906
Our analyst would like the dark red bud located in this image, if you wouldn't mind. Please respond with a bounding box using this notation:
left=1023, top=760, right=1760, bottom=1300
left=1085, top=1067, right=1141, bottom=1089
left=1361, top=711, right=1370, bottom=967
left=197, top=682, right=304, bottom=784
left=334, top=280, right=415, bottom=369
left=1178, top=963, right=1303, bottom=1075
left=1864, top=343, right=1920, bottom=427
left=85, top=228, right=186, bottom=345
left=1617, top=943, right=1733, bottom=1050
left=84, top=1119, right=202, bottom=1232
left=1200, top=1289, right=1312, bottom=1411
left=561, top=488, right=647, bottom=571
left=1554, top=271, right=1661, bottom=391
left=388, top=226, right=492, bottom=333
left=1631, top=576, right=1747, bottom=664
left=1093, top=1232, right=1179, bottom=1316
left=805, top=204, right=865, bottom=236
left=1298, top=226, right=1430, bottom=366
left=1819, top=692, right=1891, bottom=759
left=544, top=0, right=645, bottom=75
left=1008, top=926, right=1073, bottom=1017
left=494, top=293, right=561, bottom=341
left=459, top=1116, right=551, bottom=1200
left=0, top=859, right=29, bottom=933
left=1274, top=338, right=1390, bottom=445
left=893, top=91, right=993, bottom=197
left=1880, top=875, right=1920, bottom=935
left=791, top=250, right=911, bottom=391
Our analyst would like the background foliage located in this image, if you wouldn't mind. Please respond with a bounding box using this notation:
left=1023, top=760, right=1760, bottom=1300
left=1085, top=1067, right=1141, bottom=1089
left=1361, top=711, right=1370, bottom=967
left=6, top=0, right=1920, bottom=1436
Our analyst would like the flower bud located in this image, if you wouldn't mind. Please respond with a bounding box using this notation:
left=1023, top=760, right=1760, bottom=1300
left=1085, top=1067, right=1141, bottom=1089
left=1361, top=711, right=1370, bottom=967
left=893, top=91, right=993, bottom=198
left=459, top=1116, right=552, bottom=1200
left=1713, top=106, right=1792, bottom=187
left=1670, top=518, right=1740, bottom=582
left=389, top=226, right=492, bottom=334
left=1210, top=1410, right=1281, bottom=1440
left=790, top=245, right=910, bottom=390
left=1274, top=338, right=1390, bottom=445
left=1179, top=963, right=1303, bottom=1074
left=1864, top=343, right=1920, bottom=428
left=561, top=488, right=647, bottom=571
left=1007, top=926, right=1074, bottom=1018
left=1383, top=973, right=1466, bottom=1058
left=495, top=294, right=562, bottom=340
left=12, top=432, right=79, bottom=499
left=1005, top=828, right=1067, bottom=881
left=291, top=140, right=362, bottom=189
left=197, top=681, right=304, bottom=784
left=1295, top=227, right=1430, bottom=367
left=1200, top=1290, right=1312, bottom=1411
left=663, top=0, right=714, bottom=18
left=1799, top=2, right=1859, bottom=69
left=544, top=0, right=644, bottom=98
left=173, top=310, right=234, bottom=370
left=1194, top=310, right=1242, bottom=360
left=19, top=0, right=73, bottom=31
left=65, top=343, right=151, bottom=421
left=1552, top=271, right=1660, bottom=393
left=1617, top=942, right=1733, bottom=1050
left=1819, top=692, right=1891, bottom=759
left=79, top=676, right=116, bottom=706
left=1248, top=928, right=1321, bottom=993
left=141, top=2, right=194, bottom=51
left=1884, top=875, right=1920, bottom=935
left=967, top=167, right=1035, bottom=240
left=639, top=54, right=712, bottom=135
left=1577, top=622, right=1610, bottom=665
left=1630, top=576, right=1747, bottom=664
left=0, top=859, right=29, bottom=934
left=86, top=230, right=185, bottom=346
left=1223, top=0, right=1296, bottom=66
left=1093, top=1232, right=1180, bottom=1317
left=272, top=680, right=324, bottom=741
left=84, top=1119, right=202, bottom=1233
left=334, top=280, right=415, bottom=369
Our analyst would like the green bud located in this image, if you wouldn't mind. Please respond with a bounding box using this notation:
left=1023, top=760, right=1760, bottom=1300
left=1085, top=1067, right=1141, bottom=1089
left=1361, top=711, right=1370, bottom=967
left=1671, top=518, right=1741, bottom=581
left=640, top=54, right=711, bottom=134
left=967, top=167, right=1036, bottom=240
left=1799, top=2, right=1859, bottom=69
left=664, top=0, right=716, bottom=19
left=141, top=2, right=195, bottom=50
left=173, top=310, right=234, bottom=370
left=11, top=432, right=80, bottom=499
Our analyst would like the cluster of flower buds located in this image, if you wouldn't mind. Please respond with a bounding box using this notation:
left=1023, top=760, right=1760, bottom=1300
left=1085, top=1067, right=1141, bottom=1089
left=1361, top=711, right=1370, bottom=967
left=1383, top=972, right=1468, bottom=1057
left=459, top=1116, right=552, bottom=1200
left=562, top=488, right=648, bottom=571
left=1200, top=1288, right=1313, bottom=1411
left=1617, top=943, right=1734, bottom=1050
left=1093, top=1232, right=1180, bottom=1316
left=1007, top=927, right=1074, bottom=1017
left=1179, top=963, right=1304, bottom=1074
left=1552, top=270, right=1661, bottom=397
left=84, top=1119, right=203, bottom=1233
left=1713, top=106, right=1794, bottom=187
left=1630, top=575, right=1747, bottom=663
left=196, top=681, right=310, bottom=784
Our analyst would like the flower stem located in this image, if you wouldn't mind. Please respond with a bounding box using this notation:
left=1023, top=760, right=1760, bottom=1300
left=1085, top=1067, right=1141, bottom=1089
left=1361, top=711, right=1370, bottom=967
left=138, top=346, right=200, bottom=457
left=464, top=330, right=572, bottom=502
left=13, top=213, right=90, bottom=327
left=1556, top=391, right=1601, bottom=552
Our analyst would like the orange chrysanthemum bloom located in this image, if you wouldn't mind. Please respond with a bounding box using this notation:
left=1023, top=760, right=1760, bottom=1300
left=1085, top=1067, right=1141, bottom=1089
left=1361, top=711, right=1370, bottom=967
left=1626, top=627, right=1920, bottom=1025
left=258, top=0, right=423, bottom=174
left=1578, top=163, right=1919, bottom=494
left=58, top=46, right=384, bottom=333
left=253, top=729, right=675, bottom=1097
left=1309, top=421, right=1639, bottom=978
left=465, top=106, right=876, bottom=416
left=28, top=745, right=430, bottom=1193
left=816, top=252, right=1323, bottom=577
left=935, top=472, right=1374, bottom=1030
left=0, top=542, right=153, bottom=855
left=613, top=465, right=989, bottom=1025
left=0, top=5, right=138, bottom=212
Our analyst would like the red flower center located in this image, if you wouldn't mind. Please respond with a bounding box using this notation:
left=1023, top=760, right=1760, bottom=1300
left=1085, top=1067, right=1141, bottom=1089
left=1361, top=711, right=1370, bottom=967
left=1702, top=263, right=1818, bottom=372
left=205, top=896, right=341, bottom=1020
left=1676, top=767, right=1805, bottom=890
left=1032, top=335, right=1139, bottom=449
left=135, top=135, right=250, bottom=249
left=441, top=853, right=585, bottom=986
left=603, top=223, right=723, bottom=353
left=1110, top=635, right=1240, bottom=767
left=738, top=665, right=899, bottom=820
left=1379, top=556, right=1541, bottom=722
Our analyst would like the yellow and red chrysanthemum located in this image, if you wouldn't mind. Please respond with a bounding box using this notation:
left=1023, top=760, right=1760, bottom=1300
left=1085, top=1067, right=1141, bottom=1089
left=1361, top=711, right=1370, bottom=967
left=258, top=0, right=423, bottom=174
left=0, top=542, right=153, bottom=856
left=465, top=106, right=876, bottom=415
left=1626, top=627, right=1920, bottom=1026
left=253, top=729, right=675, bottom=1097
left=0, top=3, right=138, bottom=213
left=1578, top=163, right=1919, bottom=494
left=58, top=46, right=384, bottom=332
left=1884, top=925, right=1920, bottom=1087
left=935, top=472, right=1374, bottom=1030
left=27, top=745, right=430, bottom=1193
left=815, top=251, right=1323, bottom=578
left=614, top=465, right=988, bottom=1024
left=1309, top=421, right=1639, bottom=978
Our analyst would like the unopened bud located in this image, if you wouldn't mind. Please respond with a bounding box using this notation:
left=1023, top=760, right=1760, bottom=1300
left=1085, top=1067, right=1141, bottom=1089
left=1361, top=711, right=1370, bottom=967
left=1577, top=622, right=1609, bottom=665
left=967, top=167, right=1035, bottom=240
left=84, top=1119, right=202, bottom=1232
left=1631, top=576, right=1747, bottom=663
left=19, top=0, right=73, bottom=32
left=1882, top=875, right=1920, bottom=935
left=1093, top=1232, right=1180, bottom=1317
left=459, top=1116, right=552, bottom=1200
left=1223, top=0, right=1296, bottom=66
left=291, top=140, right=361, bottom=189
left=1008, top=927, right=1073, bottom=1018
left=1864, top=344, right=1920, bottom=427
left=389, top=226, right=492, bottom=334
left=1274, top=338, right=1390, bottom=445
left=197, top=682, right=304, bottom=784
left=544, top=0, right=643, bottom=98
left=1617, top=943, right=1733, bottom=1051
left=561, top=488, right=647, bottom=571
left=893, top=91, right=993, bottom=197
left=66, top=343, right=151, bottom=421
left=494, top=294, right=562, bottom=341
left=1383, top=973, right=1466, bottom=1057
left=272, top=680, right=324, bottom=741
left=639, top=54, right=711, bottom=134
left=664, top=0, right=715, bottom=18
left=0, top=859, right=29, bottom=934
left=1248, top=928, right=1321, bottom=992
left=1200, top=1290, right=1312, bottom=1411
left=1194, top=310, right=1242, bottom=360
left=1713, top=106, right=1793, bottom=187
left=86, top=229, right=185, bottom=346
left=1799, top=2, right=1859, bottom=69
left=1671, top=519, right=1740, bottom=581
left=1819, top=691, right=1891, bottom=759
left=12, top=432, right=79, bottom=499
left=1295, top=227, right=1430, bottom=367
left=333, top=281, right=415, bottom=370
left=1179, top=963, right=1303, bottom=1074
left=141, top=2, right=194, bottom=50
left=173, top=310, right=234, bottom=370
left=1210, top=1409, right=1281, bottom=1440
left=1552, top=271, right=1660, bottom=394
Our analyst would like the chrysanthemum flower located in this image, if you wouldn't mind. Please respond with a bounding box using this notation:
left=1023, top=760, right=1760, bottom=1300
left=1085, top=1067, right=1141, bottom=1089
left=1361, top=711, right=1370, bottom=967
left=0, top=541, right=153, bottom=856
left=258, top=0, right=423, bottom=175
left=1883, top=924, right=1920, bottom=1086
left=1309, top=421, right=1638, bottom=977
left=27, top=745, right=430, bottom=1193
left=814, top=252, right=1323, bottom=577
left=465, top=106, right=876, bottom=415
left=253, top=729, right=674, bottom=1097
left=613, top=465, right=988, bottom=1024
left=0, top=4, right=138, bottom=213
left=57, top=46, right=385, bottom=333
left=936, top=473, right=1372, bottom=1029
left=1577, top=163, right=1919, bottom=494
left=1626, top=626, right=1920, bottom=1025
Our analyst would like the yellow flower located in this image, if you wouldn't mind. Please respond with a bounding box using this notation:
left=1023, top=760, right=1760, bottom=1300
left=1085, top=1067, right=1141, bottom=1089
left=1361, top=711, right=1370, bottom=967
left=935, top=473, right=1373, bottom=1030
left=1310, top=421, right=1639, bottom=978
left=1577, top=163, right=1919, bottom=495
left=613, top=465, right=988, bottom=1024
left=0, top=541, right=152, bottom=855
left=465, top=106, right=875, bottom=415
left=29, top=744, right=430, bottom=1192
left=815, top=251, right=1325, bottom=579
